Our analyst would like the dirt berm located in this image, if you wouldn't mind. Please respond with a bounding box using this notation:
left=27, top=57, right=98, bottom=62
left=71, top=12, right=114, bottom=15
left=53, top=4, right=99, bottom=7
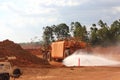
left=0, top=40, right=49, bottom=67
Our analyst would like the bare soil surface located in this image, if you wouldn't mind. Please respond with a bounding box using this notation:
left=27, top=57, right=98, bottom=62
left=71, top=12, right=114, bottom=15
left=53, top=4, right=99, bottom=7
left=14, top=66, right=120, bottom=80
left=15, top=45, right=120, bottom=80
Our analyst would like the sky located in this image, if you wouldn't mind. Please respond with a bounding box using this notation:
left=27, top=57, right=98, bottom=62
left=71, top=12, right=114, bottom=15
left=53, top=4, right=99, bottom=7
left=0, top=0, right=120, bottom=43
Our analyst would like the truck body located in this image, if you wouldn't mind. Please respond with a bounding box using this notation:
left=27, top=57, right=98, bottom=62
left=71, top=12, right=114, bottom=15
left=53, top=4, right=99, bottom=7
left=51, top=41, right=64, bottom=59
left=46, top=40, right=87, bottom=61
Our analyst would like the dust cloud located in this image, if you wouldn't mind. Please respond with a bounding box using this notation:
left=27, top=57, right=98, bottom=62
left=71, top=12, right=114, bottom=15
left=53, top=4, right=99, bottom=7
left=63, top=50, right=120, bottom=67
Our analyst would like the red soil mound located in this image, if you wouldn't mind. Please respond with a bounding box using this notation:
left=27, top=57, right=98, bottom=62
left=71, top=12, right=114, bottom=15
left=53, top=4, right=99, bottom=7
left=0, top=40, right=49, bottom=66
left=26, top=48, right=43, bottom=55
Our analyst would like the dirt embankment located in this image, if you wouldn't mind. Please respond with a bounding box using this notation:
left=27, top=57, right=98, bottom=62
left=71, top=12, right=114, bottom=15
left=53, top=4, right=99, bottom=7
left=25, top=48, right=43, bottom=55
left=0, top=40, right=49, bottom=67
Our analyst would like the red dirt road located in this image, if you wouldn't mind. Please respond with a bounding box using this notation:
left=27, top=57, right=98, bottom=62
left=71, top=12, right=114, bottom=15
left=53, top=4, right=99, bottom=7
left=15, top=66, right=120, bottom=80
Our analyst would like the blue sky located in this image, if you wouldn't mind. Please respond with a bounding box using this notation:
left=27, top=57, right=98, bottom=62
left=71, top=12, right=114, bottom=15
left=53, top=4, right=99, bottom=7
left=0, top=0, right=120, bottom=43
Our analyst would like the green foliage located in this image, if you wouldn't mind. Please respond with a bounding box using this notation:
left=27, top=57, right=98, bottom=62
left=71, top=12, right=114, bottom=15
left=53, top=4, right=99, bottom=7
left=53, top=23, right=70, bottom=39
left=42, top=23, right=70, bottom=46
left=71, top=22, right=88, bottom=41
left=42, top=19, right=120, bottom=46
left=90, top=24, right=99, bottom=45
left=110, top=20, right=120, bottom=42
left=42, top=26, right=53, bottom=47
left=98, top=20, right=110, bottom=45
left=90, top=19, right=120, bottom=46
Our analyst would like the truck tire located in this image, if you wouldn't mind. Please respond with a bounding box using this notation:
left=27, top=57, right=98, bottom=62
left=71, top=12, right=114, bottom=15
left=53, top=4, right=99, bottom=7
left=64, top=49, right=70, bottom=58
left=3, top=74, right=10, bottom=80
left=47, top=52, right=52, bottom=61
left=13, top=68, right=21, bottom=78
left=43, top=53, right=47, bottom=60
left=0, top=75, right=2, bottom=80
left=0, top=74, right=10, bottom=80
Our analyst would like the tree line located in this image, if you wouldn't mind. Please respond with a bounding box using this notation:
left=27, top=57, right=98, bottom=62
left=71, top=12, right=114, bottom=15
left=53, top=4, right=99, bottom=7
left=42, top=19, right=120, bottom=47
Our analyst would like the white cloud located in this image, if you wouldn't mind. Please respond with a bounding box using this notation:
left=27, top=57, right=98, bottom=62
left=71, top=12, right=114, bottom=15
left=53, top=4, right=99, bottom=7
left=0, top=0, right=89, bottom=27
left=7, top=0, right=90, bottom=15
left=0, top=22, right=15, bottom=41
left=0, top=23, right=12, bottom=35
left=24, top=0, right=89, bottom=7
left=0, top=0, right=63, bottom=42
left=0, top=0, right=59, bottom=27
left=113, top=6, right=120, bottom=12
left=12, top=2, right=57, bottom=15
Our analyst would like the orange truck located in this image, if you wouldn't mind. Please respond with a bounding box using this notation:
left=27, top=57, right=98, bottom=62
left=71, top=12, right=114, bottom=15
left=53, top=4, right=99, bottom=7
left=46, top=39, right=87, bottom=61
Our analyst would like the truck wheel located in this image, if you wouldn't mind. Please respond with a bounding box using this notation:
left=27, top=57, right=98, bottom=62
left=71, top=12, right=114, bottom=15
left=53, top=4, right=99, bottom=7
left=43, top=53, right=47, bottom=60
left=0, top=75, right=2, bottom=80
left=1, top=74, right=10, bottom=80
left=13, top=68, right=22, bottom=78
left=47, top=52, right=51, bottom=61
left=64, top=49, right=70, bottom=58
left=3, top=75, right=10, bottom=80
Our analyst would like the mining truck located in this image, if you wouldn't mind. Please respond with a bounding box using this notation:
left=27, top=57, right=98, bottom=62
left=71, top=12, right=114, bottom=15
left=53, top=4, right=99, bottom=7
left=0, top=58, right=22, bottom=80
left=44, top=39, right=88, bottom=61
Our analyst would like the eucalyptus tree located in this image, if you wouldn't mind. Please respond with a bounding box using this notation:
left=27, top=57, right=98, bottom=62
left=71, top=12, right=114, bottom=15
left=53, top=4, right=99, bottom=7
left=89, top=24, right=99, bottom=45
left=42, top=26, right=54, bottom=46
left=97, top=20, right=110, bottom=44
left=110, top=20, right=120, bottom=42
left=53, top=23, right=70, bottom=40
left=71, top=22, right=88, bottom=41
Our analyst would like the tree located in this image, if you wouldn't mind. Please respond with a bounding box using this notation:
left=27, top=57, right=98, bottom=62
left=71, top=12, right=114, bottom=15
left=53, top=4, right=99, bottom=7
left=90, top=24, right=99, bottom=45
left=42, top=26, right=54, bottom=47
left=71, top=22, right=88, bottom=41
left=53, top=23, right=70, bottom=40
left=98, top=20, right=107, bottom=28
left=42, top=19, right=120, bottom=47
left=97, top=20, right=110, bottom=43
left=110, top=20, right=120, bottom=42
